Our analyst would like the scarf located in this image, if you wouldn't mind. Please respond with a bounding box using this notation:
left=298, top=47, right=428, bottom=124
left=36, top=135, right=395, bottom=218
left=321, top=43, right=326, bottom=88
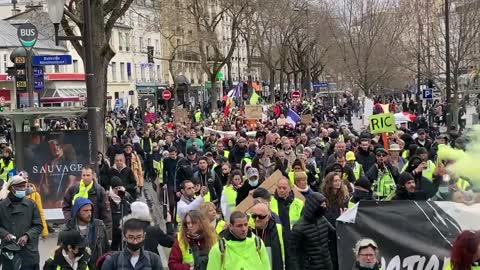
left=295, top=185, right=309, bottom=193
left=109, top=190, right=121, bottom=204
left=72, top=180, right=94, bottom=203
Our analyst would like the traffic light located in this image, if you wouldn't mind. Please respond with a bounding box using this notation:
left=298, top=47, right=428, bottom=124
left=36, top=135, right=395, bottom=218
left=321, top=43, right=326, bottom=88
left=147, top=46, right=154, bottom=63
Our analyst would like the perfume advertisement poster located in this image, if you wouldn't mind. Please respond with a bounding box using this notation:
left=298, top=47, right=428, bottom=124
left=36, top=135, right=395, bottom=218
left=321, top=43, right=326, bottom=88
left=22, top=130, right=90, bottom=209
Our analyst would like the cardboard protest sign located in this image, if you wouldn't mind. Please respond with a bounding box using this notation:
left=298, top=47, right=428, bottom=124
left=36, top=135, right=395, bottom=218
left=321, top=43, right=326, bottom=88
left=301, top=114, right=313, bottom=124
left=245, top=105, right=263, bottom=119
left=368, top=113, right=396, bottom=134
left=235, top=170, right=305, bottom=213
left=175, top=108, right=189, bottom=123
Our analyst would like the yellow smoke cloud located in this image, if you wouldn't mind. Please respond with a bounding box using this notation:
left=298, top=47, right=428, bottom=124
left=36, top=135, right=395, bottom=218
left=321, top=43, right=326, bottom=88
left=438, top=126, right=480, bottom=188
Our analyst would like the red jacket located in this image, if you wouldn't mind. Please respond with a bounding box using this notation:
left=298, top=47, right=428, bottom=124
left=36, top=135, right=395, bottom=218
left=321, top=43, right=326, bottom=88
left=168, top=238, right=191, bottom=270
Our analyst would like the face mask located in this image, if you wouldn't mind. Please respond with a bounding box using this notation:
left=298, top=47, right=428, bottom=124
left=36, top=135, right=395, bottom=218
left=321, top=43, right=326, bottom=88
left=248, top=179, right=259, bottom=186
left=14, top=190, right=26, bottom=199
left=126, top=241, right=144, bottom=251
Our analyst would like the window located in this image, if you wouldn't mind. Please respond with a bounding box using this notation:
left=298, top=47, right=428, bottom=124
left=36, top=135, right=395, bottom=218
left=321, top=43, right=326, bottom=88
left=111, top=62, right=117, bottom=81
left=149, top=65, right=154, bottom=81
left=157, top=65, right=161, bottom=82
left=120, top=62, right=125, bottom=81
left=138, top=15, right=143, bottom=27
left=119, top=32, right=124, bottom=51
left=54, top=65, right=60, bottom=73
left=127, top=63, right=132, bottom=80
left=147, top=38, right=151, bottom=47
left=125, top=33, right=130, bottom=51
left=139, top=37, right=144, bottom=51
left=73, top=60, right=79, bottom=73
left=140, top=66, right=146, bottom=81
left=155, top=39, right=159, bottom=55
left=129, top=11, right=134, bottom=26
left=3, top=55, right=6, bottom=73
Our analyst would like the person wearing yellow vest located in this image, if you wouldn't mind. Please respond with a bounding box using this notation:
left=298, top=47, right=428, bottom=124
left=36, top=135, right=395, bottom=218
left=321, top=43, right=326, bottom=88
left=346, top=151, right=363, bottom=181
left=200, top=202, right=226, bottom=234
left=216, top=141, right=230, bottom=160
left=271, top=177, right=304, bottom=230
left=43, top=230, right=93, bottom=270
left=365, top=148, right=399, bottom=199
left=220, top=170, right=242, bottom=222
left=207, top=211, right=270, bottom=270
left=194, top=110, right=202, bottom=123
left=401, top=147, right=436, bottom=181
left=62, top=165, right=112, bottom=239
left=288, top=159, right=307, bottom=187
left=0, top=146, right=14, bottom=183
left=168, top=210, right=217, bottom=270
left=443, top=230, right=480, bottom=270
left=20, top=170, right=49, bottom=239
left=250, top=203, right=284, bottom=270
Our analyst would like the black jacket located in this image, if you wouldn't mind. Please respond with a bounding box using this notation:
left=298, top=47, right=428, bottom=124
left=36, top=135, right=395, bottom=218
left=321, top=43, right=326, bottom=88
left=43, top=248, right=93, bottom=270
left=175, top=157, right=198, bottom=192
left=355, top=149, right=376, bottom=173
left=162, top=157, right=179, bottom=188
left=289, top=193, right=333, bottom=270
left=194, top=169, right=223, bottom=203
left=144, top=223, right=174, bottom=255
left=253, top=218, right=284, bottom=270
left=235, top=180, right=262, bottom=206
left=228, top=145, right=247, bottom=169
left=0, top=194, right=43, bottom=266
left=108, top=166, right=137, bottom=195
left=415, top=138, right=433, bottom=151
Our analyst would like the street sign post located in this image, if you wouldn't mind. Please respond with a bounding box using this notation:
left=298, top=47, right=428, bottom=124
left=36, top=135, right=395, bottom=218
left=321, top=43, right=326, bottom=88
left=162, top=90, right=172, bottom=100
left=33, top=66, right=44, bottom=91
left=32, top=55, right=72, bottom=65
left=313, top=82, right=329, bottom=88
left=422, top=88, right=433, bottom=100
left=17, top=23, right=38, bottom=48
left=291, top=90, right=301, bottom=99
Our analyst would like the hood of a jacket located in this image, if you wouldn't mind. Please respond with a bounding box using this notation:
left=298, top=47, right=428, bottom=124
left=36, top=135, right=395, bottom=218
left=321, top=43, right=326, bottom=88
left=222, top=227, right=254, bottom=242
left=122, top=201, right=152, bottom=225
left=72, top=197, right=94, bottom=218
left=302, top=192, right=327, bottom=222
left=352, top=190, right=374, bottom=203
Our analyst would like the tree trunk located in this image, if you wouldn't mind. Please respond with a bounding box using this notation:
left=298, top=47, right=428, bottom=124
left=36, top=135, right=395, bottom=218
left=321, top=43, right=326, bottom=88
left=169, top=60, right=178, bottom=107
left=452, top=72, right=459, bottom=127
left=286, top=73, right=292, bottom=92
left=209, top=73, right=218, bottom=111
left=279, top=69, right=285, bottom=96
left=269, top=68, right=276, bottom=103
left=227, top=61, right=233, bottom=90
left=294, top=73, right=298, bottom=90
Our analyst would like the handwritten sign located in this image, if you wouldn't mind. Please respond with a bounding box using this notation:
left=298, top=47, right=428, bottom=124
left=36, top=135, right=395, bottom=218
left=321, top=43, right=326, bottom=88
left=301, top=114, right=313, bottom=124
left=245, top=105, right=263, bottom=119
left=368, top=113, right=396, bottom=134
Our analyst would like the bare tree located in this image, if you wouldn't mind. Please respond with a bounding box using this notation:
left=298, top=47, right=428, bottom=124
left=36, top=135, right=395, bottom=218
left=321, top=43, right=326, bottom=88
left=186, top=0, right=247, bottom=110
left=429, top=0, right=480, bottom=126
left=61, top=0, right=134, bottom=152
left=325, top=0, right=407, bottom=97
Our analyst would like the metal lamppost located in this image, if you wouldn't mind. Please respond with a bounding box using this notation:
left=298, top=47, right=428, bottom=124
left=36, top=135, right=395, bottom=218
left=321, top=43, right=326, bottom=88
left=294, top=5, right=311, bottom=99
left=47, top=0, right=98, bottom=164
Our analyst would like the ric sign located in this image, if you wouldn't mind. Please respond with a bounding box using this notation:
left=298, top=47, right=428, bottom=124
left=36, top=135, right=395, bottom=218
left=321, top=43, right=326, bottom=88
left=368, top=113, right=396, bottom=134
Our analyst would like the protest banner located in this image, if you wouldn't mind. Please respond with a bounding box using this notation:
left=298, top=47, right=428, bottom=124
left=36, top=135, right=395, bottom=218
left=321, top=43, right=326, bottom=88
left=21, top=130, right=90, bottom=219
left=235, top=170, right=305, bottom=213
left=368, top=113, right=396, bottom=134
left=337, top=201, right=480, bottom=270
left=245, top=105, right=263, bottom=119
left=301, top=114, right=313, bottom=124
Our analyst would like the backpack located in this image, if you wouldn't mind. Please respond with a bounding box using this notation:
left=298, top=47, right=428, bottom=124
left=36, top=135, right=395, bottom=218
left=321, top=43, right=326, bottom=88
left=218, top=236, right=262, bottom=268
left=97, top=251, right=152, bottom=269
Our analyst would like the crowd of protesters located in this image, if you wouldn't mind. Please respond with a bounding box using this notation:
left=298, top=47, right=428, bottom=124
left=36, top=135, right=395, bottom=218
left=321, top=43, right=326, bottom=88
left=0, top=91, right=477, bottom=270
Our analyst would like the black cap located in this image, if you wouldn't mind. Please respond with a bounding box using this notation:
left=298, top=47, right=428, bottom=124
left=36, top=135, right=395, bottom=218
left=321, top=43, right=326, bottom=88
left=187, top=147, right=197, bottom=155
left=375, top=148, right=388, bottom=155
left=110, top=176, right=123, bottom=189
left=330, top=131, right=339, bottom=139
left=354, top=176, right=372, bottom=191
left=58, top=230, right=86, bottom=248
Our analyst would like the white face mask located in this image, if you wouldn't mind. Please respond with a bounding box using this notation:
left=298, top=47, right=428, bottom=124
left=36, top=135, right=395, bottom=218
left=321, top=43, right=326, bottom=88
left=249, top=179, right=259, bottom=186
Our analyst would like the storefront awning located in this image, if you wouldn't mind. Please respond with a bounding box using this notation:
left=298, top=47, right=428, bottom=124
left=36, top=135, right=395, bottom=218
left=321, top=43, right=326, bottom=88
left=40, top=88, right=86, bottom=103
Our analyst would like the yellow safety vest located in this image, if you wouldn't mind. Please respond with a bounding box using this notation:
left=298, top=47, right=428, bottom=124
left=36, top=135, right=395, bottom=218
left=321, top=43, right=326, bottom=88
left=177, top=234, right=193, bottom=264
left=141, top=138, right=153, bottom=155
left=223, top=150, right=230, bottom=158
left=374, top=169, right=396, bottom=198
left=72, top=180, right=94, bottom=204
left=0, top=159, right=14, bottom=182
left=401, top=151, right=409, bottom=160
left=276, top=223, right=285, bottom=262
left=195, top=112, right=202, bottom=122
left=216, top=219, right=226, bottom=234
left=223, top=185, right=237, bottom=216
left=456, top=178, right=471, bottom=191
left=270, top=196, right=304, bottom=228
left=444, top=262, right=480, bottom=270
left=352, top=162, right=362, bottom=181
left=402, top=160, right=436, bottom=181
left=50, top=258, right=89, bottom=270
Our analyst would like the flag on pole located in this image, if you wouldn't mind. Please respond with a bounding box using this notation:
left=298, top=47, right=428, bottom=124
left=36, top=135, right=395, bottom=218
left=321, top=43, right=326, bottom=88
left=249, top=91, right=260, bottom=105
left=224, top=83, right=243, bottom=117
left=286, top=108, right=301, bottom=127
